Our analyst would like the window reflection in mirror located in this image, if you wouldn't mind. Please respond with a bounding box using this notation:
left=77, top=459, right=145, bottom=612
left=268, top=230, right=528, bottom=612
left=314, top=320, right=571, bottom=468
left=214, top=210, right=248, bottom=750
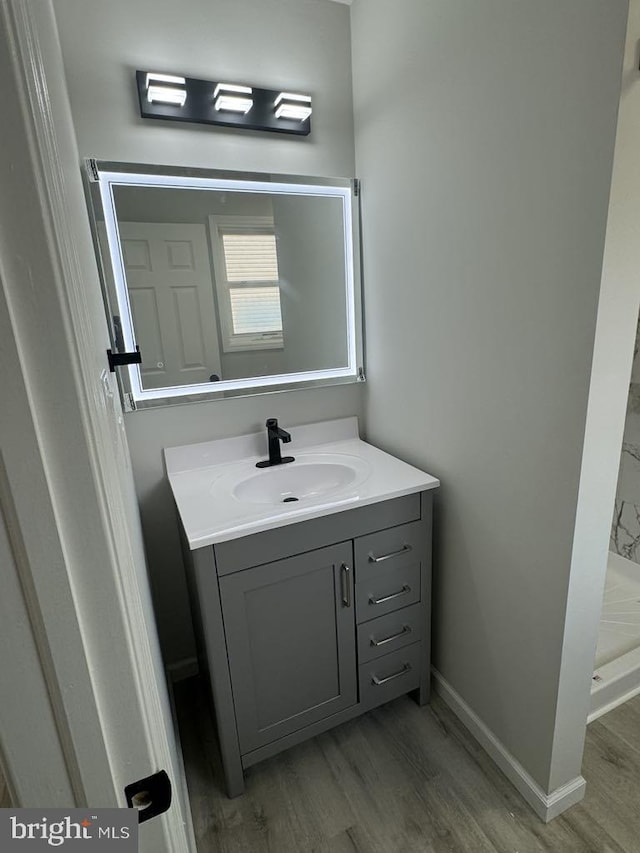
left=89, top=165, right=362, bottom=408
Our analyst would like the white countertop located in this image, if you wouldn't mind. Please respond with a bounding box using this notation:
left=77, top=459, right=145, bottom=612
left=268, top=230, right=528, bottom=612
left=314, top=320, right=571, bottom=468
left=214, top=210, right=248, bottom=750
left=165, top=417, right=440, bottom=548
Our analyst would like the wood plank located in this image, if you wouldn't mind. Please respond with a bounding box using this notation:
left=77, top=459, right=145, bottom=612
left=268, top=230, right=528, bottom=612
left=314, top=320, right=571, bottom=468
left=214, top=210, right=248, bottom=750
left=595, top=696, right=640, bottom=759
left=174, top=677, right=640, bottom=853
left=0, top=773, right=12, bottom=808
left=568, top=720, right=640, bottom=852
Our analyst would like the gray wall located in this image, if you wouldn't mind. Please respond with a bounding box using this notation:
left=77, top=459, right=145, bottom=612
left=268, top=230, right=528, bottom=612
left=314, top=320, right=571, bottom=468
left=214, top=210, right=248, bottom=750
left=53, top=0, right=361, bottom=665
left=274, top=195, right=348, bottom=372
left=351, top=0, right=626, bottom=795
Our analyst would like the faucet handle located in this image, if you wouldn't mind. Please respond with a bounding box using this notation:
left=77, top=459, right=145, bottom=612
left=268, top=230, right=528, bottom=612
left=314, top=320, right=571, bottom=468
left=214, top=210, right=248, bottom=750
left=266, top=417, right=278, bottom=429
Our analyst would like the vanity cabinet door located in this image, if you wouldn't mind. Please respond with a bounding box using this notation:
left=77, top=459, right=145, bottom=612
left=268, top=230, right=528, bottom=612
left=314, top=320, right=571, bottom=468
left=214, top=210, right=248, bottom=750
left=219, top=542, right=357, bottom=754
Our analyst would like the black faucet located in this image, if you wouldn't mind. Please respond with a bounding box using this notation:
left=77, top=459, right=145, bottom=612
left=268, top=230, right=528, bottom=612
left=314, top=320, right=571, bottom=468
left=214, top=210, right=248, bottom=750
left=256, top=418, right=295, bottom=468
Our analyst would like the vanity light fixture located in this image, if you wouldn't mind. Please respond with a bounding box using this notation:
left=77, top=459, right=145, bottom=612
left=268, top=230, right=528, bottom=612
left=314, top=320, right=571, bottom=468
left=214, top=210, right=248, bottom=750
left=214, top=83, right=253, bottom=114
left=145, top=72, right=187, bottom=106
left=274, top=92, right=312, bottom=122
left=136, top=70, right=311, bottom=135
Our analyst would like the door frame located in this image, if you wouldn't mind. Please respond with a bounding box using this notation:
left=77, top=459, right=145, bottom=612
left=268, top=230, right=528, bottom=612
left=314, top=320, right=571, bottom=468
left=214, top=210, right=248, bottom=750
left=0, top=2, right=193, bottom=850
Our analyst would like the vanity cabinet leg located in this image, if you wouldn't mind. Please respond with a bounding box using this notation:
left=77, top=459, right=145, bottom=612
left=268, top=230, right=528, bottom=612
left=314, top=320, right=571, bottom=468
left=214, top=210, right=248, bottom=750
left=414, top=678, right=431, bottom=707
left=224, top=761, right=245, bottom=798
left=217, top=719, right=244, bottom=798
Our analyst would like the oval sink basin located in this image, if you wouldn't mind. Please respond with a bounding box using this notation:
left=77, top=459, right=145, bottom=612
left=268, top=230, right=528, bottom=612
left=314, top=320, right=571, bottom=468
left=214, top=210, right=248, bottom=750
left=233, top=461, right=362, bottom=505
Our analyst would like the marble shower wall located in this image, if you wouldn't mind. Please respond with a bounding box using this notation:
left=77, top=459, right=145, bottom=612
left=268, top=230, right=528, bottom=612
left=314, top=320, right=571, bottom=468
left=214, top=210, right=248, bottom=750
left=611, top=318, right=640, bottom=562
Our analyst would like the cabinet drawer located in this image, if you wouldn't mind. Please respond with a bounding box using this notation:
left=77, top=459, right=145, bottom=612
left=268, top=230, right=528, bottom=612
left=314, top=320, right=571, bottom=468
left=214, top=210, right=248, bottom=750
left=359, top=642, right=421, bottom=710
left=354, top=520, right=424, bottom=581
left=357, top=603, right=423, bottom=663
left=355, top=562, right=420, bottom=623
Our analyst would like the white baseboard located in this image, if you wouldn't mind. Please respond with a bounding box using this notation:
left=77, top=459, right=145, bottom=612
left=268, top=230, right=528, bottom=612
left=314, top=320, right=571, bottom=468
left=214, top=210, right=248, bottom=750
left=432, top=669, right=585, bottom=822
left=166, top=656, right=199, bottom=683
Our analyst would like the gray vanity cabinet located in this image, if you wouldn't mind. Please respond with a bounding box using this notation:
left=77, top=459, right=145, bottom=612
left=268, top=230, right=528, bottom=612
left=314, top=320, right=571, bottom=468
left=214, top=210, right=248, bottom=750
left=183, top=491, right=432, bottom=798
left=219, top=543, right=357, bottom=753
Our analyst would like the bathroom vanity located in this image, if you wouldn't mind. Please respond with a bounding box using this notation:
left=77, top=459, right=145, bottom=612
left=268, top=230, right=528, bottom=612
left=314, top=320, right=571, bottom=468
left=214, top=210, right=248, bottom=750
left=166, top=418, right=439, bottom=796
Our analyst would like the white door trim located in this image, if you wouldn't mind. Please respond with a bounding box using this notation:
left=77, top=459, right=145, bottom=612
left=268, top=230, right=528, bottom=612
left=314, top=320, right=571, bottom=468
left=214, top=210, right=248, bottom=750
left=0, top=316, right=87, bottom=807
left=0, top=2, right=193, bottom=850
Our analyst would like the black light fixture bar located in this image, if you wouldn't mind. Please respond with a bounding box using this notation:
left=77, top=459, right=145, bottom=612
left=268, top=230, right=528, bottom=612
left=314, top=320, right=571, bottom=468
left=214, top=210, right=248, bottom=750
left=136, top=71, right=311, bottom=136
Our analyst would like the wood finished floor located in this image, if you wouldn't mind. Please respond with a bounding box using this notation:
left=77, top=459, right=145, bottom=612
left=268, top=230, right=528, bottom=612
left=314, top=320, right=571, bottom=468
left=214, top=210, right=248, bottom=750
left=0, top=768, right=12, bottom=808
left=174, top=677, right=640, bottom=853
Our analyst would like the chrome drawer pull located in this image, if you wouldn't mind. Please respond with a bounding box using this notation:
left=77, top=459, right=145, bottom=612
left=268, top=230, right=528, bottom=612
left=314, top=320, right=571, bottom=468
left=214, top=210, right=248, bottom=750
left=340, top=563, right=352, bottom=608
left=368, top=544, right=413, bottom=563
left=369, top=584, right=411, bottom=606
left=371, top=663, right=412, bottom=686
left=370, top=625, right=412, bottom=647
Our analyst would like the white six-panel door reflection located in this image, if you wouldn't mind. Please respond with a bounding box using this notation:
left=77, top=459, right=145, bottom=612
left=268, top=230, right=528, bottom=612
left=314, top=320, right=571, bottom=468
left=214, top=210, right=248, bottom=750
left=118, top=222, right=222, bottom=389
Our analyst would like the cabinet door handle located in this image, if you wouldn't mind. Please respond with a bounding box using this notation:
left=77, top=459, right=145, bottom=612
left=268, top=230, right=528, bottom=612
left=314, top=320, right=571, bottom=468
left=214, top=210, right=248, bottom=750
left=370, top=625, right=412, bottom=647
left=368, top=544, right=412, bottom=563
left=371, top=663, right=412, bottom=686
left=369, top=584, right=411, bottom=606
left=340, top=563, right=351, bottom=608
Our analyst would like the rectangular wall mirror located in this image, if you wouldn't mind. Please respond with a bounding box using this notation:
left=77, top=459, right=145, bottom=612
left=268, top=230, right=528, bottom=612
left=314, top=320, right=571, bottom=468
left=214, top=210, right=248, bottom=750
left=85, top=161, right=364, bottom=409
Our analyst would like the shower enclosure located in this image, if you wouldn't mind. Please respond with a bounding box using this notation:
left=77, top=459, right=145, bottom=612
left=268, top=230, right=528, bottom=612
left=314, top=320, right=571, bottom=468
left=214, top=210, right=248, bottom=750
left=592, top=320, right=640, bottom=719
